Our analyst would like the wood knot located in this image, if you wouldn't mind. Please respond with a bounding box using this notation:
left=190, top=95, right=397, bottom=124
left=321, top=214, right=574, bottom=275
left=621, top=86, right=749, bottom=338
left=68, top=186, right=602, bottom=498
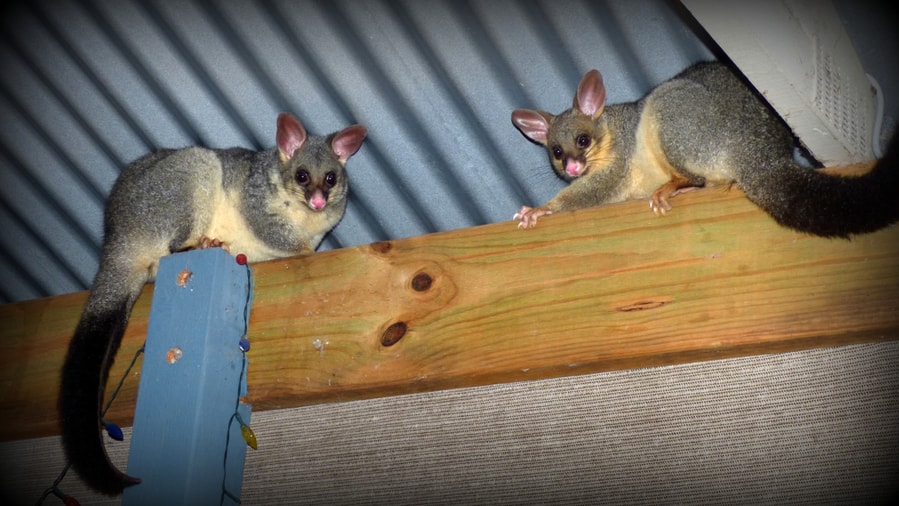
left=370, top=241, right=393, bottom=254
left=380, top=322, right=407, bottom=347
left=411, top=272, right=433, bottom=292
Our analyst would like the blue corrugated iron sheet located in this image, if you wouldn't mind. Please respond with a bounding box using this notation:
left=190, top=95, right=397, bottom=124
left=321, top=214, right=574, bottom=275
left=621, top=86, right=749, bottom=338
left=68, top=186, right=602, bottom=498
left=0, top=0, right=779, bottom=303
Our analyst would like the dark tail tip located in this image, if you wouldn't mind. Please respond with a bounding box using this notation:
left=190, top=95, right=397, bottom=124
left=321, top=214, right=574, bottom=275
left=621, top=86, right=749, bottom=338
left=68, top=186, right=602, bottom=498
left=738, top=135, right=899, bottom=238
left=70, top=464, right=141, bottom=497
left=59, top=302, right=140, bottom=496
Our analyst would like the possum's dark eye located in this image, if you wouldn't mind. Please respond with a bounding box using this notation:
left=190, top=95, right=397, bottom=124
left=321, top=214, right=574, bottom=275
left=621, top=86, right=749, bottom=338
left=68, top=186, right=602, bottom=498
left=325, top=172, right=337, bottom=187
left=576, top=134, right=590, bottom=149
left=552, top=145, right=563, bottom=160
left=296, top=170, right=310, bottom=185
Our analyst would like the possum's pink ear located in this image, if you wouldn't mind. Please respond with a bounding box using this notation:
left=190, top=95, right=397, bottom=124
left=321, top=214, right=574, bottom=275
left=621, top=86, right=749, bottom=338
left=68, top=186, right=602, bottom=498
left=574, top=70, right=606, bottom=118
left=331, top=125, right=367, bottom=163
left=511, top=109, right=553, bottom=144
left=277, top=113, right=308, bottom=161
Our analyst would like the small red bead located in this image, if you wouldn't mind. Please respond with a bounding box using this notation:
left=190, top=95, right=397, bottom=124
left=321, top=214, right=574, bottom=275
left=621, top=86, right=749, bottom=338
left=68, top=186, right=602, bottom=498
left=236, top=253, right=247, bottom=265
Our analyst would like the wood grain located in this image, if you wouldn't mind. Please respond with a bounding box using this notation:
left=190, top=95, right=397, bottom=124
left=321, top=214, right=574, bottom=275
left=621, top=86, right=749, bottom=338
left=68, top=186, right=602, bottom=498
left=1, top=166, right=897, bottom=441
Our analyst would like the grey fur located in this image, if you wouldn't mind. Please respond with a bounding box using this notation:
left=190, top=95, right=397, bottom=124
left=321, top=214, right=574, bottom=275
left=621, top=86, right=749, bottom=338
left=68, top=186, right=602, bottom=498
left=512, top=62, right=898, bottom=237
left=59, top=113, right=366, bottom=495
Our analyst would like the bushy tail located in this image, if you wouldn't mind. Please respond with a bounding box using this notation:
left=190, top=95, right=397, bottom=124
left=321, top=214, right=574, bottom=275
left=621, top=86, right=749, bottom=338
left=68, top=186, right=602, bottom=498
left=59, top=284, right=142, bottom=495
left=736, top=136, right=899, bottom=238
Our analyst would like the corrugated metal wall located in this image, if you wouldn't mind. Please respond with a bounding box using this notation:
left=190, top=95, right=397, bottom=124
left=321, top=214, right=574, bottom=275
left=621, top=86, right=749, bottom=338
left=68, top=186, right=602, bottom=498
left=0, top=0, right=890, bottom=304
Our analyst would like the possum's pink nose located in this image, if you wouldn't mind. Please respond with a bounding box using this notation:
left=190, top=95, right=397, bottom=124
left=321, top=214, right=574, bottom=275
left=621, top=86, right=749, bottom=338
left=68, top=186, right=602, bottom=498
left=309, top=190, right=327, bottom=210
left=565, top=159, right=582, bottom=177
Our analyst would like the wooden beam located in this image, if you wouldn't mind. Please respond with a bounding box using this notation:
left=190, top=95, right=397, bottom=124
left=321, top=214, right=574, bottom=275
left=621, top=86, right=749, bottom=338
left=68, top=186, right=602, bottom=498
left=1, top=164, right=897, bottom=442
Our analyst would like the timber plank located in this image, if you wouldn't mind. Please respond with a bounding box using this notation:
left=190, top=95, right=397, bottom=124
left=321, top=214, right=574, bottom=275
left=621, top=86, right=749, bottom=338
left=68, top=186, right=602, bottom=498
left=1, top=171, right=897, bottom=441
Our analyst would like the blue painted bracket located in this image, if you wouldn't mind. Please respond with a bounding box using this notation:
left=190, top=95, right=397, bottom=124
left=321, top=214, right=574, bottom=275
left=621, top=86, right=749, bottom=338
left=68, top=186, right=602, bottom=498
left=122, top=248, right=253, bottom=506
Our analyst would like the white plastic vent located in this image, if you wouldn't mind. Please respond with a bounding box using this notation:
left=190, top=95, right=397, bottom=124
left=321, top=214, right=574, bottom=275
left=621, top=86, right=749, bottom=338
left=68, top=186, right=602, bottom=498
left=682, top=0, right=876, bottom=165
left=814, top=49, right=869, bottom=157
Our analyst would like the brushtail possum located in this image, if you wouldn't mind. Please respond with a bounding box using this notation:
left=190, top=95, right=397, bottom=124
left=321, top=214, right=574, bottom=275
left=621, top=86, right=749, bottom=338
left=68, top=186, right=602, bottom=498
left=59, top=112, right=366, bottom=495
left=511, top=61, right=898, bottom=237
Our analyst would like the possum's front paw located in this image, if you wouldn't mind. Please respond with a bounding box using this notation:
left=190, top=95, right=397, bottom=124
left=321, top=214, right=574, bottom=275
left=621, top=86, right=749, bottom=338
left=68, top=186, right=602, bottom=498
left=197, top=236, right=230, bottom=252
left=649, top=184, right=699, bottom=215
left=513, top=206, right=553, bottom=229
left=649, top=190, right=674, bottom=215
